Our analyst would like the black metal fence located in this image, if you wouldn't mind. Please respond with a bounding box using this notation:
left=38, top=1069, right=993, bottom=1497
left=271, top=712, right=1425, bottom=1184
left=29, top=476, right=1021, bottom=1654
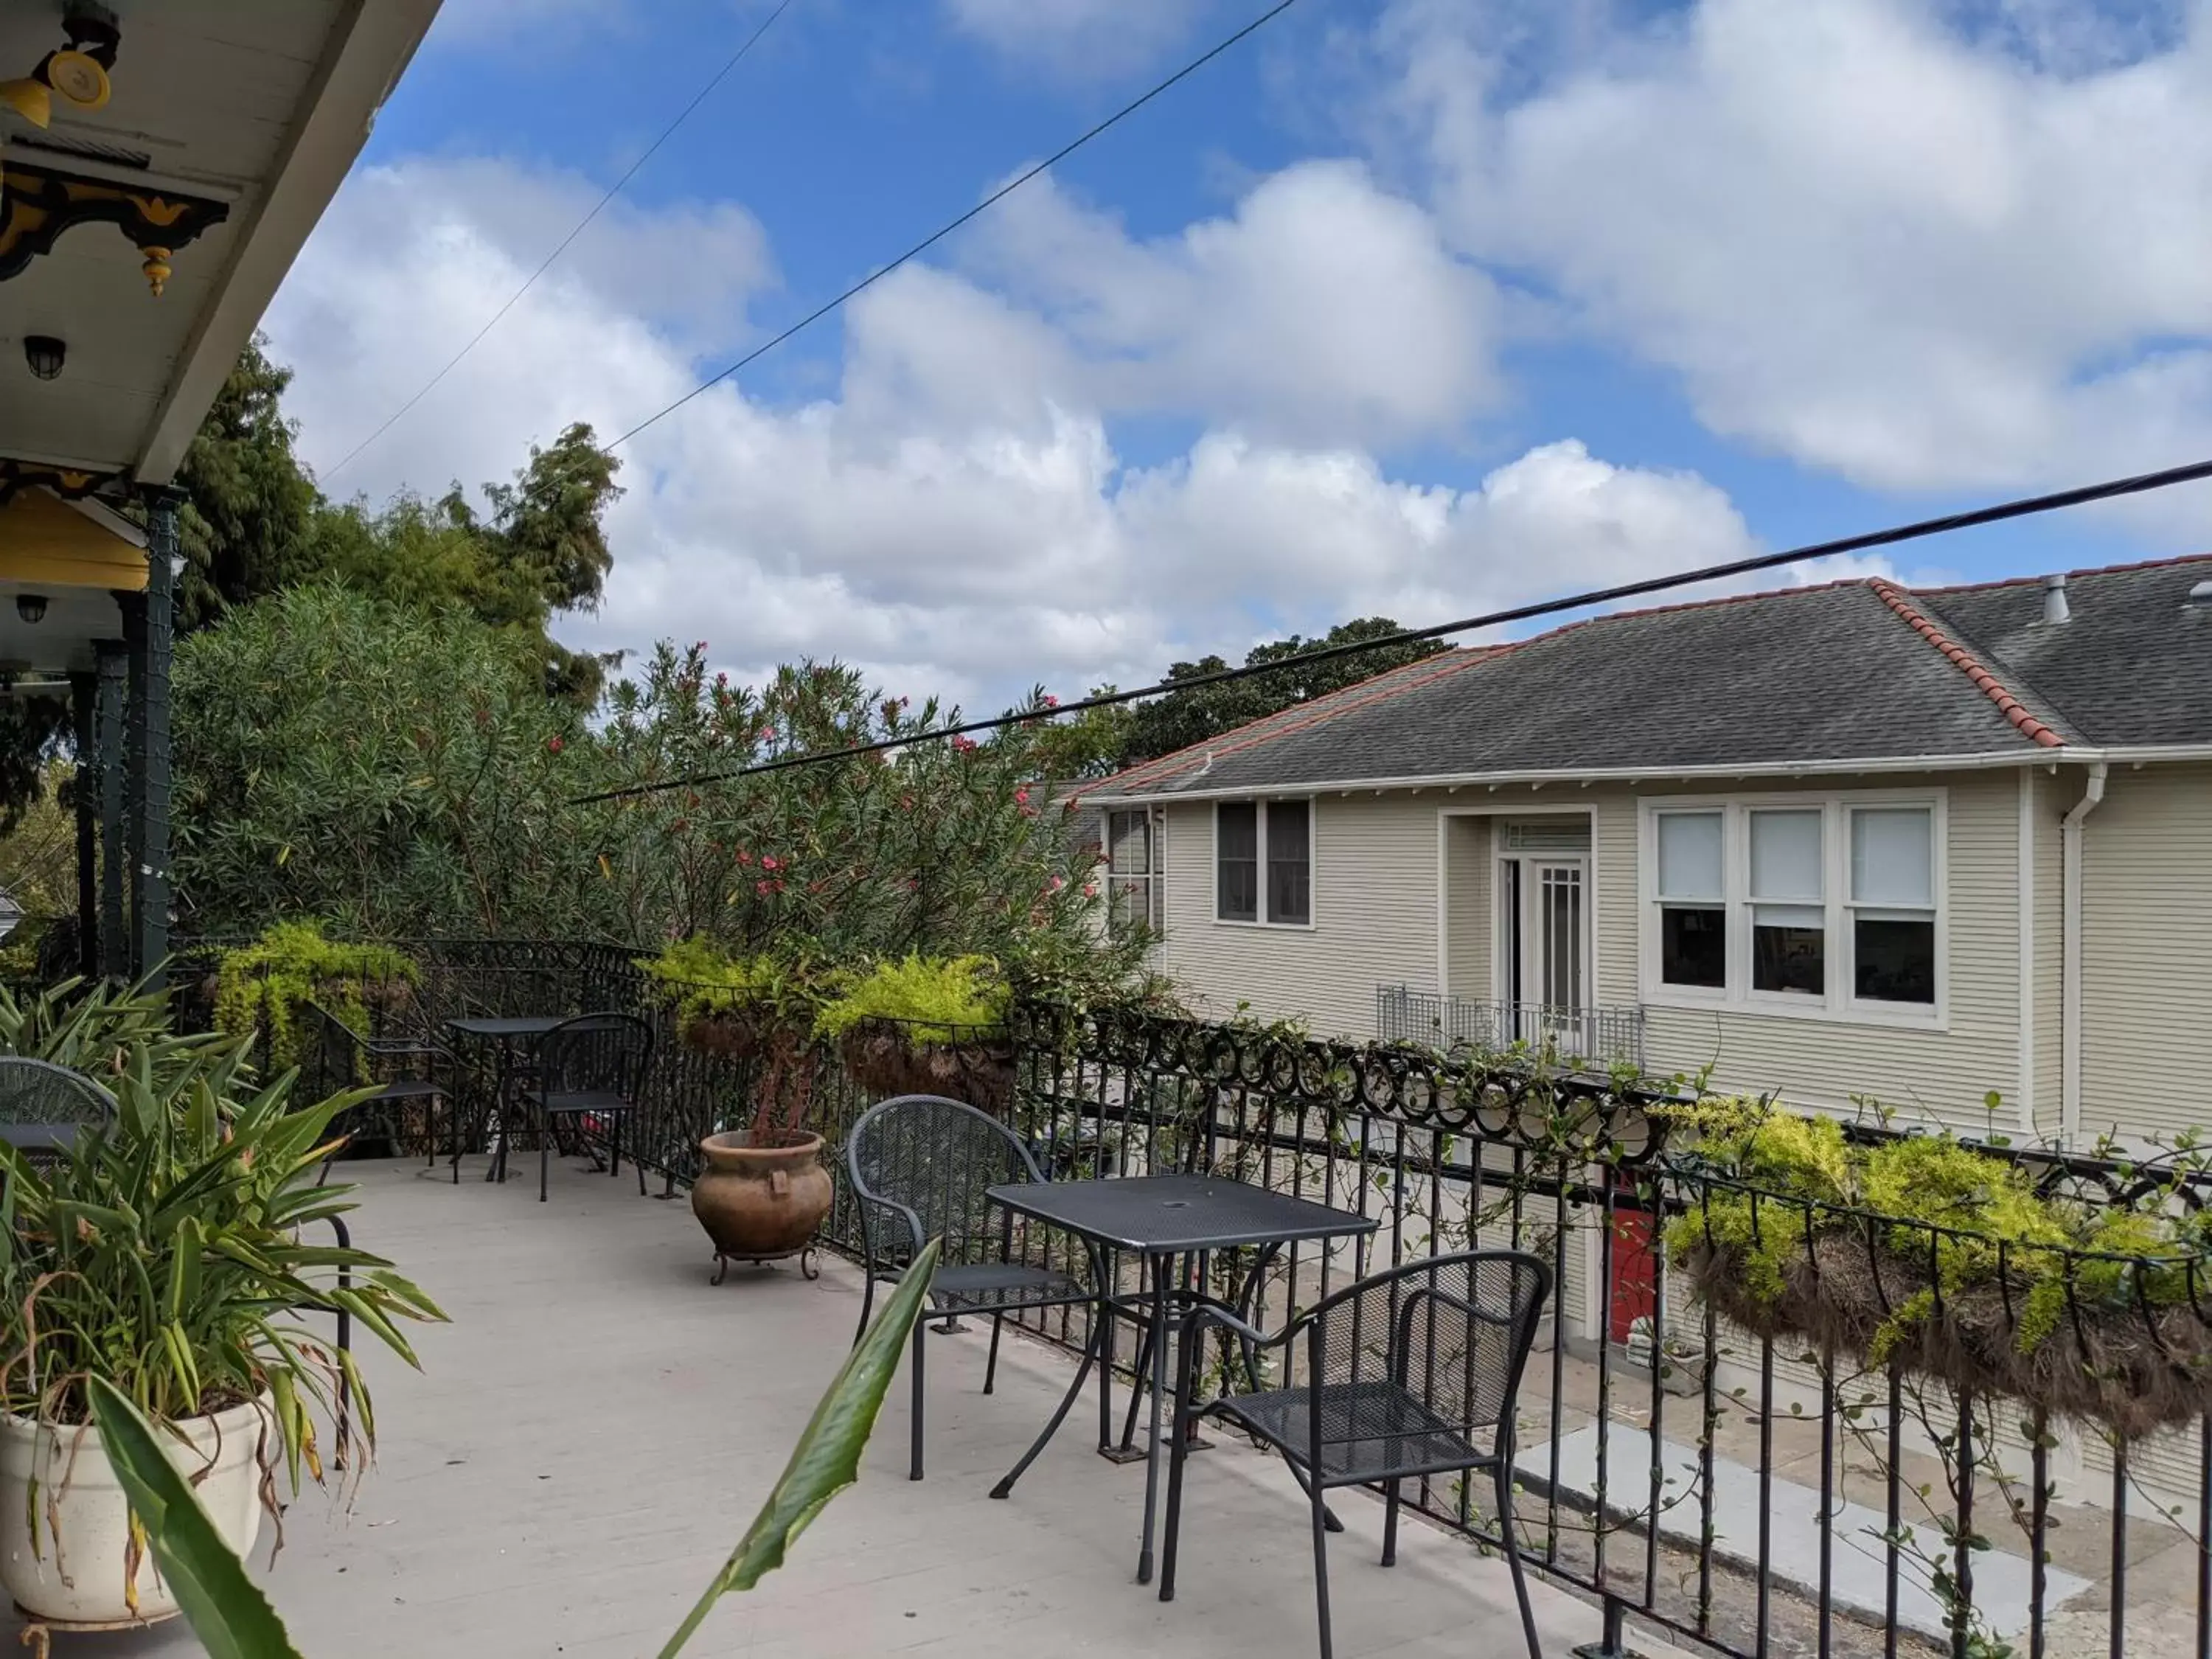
left=177, top=936, right=2212, bottom=1659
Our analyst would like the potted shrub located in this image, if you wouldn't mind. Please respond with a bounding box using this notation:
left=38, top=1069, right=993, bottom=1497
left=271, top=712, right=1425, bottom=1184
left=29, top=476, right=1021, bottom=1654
left=816, top=954, right=1014, bottom=1116
left=641, top=939, right=836, bottom=1275
left=0, top=1037, right=443, bottom=1627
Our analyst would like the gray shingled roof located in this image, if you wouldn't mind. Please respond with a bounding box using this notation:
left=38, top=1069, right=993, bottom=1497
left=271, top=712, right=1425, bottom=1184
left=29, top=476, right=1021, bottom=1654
left=1921, top=557, right=2212, bottom=746
left=1094, top=558, right=2212, bottom=799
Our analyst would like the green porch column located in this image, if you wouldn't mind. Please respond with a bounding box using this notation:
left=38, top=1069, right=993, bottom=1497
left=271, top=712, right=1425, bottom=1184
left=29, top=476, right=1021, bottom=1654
left=94, top=638, right=128, bottom=981
left=69, top=670, right=97, bottom=978
left=125, top=487, right=179, bottom=983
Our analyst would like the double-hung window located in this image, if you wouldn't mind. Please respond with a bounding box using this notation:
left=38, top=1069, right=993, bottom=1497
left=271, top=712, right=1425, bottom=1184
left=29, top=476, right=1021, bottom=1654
left=1217, top=799, right=1312, bottom=926
left=1644, top=795, right=1942, bottom=1022
left=1848, top=807, right=1936, bottom=1006
left=1654, top=810, right=1725, bottom=990
left=1105, top=807, right=1164, bottom=934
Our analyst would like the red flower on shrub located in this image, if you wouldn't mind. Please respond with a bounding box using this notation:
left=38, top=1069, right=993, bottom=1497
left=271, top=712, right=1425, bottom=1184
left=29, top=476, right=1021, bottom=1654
left=1082, top=882, right=1098, bottom=898
left=756, top=880, right=772, bottom=896
left=1043, top=693, right=1060, bottom=708
left=761, top=855, right=780, bottom=872
left=546, top=736, right=564, bottom=754
left=737, top=849, right=753, bottom=866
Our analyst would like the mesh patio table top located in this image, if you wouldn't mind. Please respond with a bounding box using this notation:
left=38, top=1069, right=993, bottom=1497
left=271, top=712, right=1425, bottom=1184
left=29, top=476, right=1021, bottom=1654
left=985, top=1171, right=1376, bottom=1254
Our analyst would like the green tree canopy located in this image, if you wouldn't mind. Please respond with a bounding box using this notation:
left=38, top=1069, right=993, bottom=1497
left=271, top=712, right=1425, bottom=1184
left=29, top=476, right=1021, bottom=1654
left=1104, top=616, right=1444, bottom=773
left=165, top=338, right=623, bottom=702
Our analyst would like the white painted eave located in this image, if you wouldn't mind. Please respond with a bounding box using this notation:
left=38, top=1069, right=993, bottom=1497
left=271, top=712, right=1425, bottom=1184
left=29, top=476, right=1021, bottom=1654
left=1077, top=744, right=2205, bottom=807
left=136, top=0, right=441, bottom=485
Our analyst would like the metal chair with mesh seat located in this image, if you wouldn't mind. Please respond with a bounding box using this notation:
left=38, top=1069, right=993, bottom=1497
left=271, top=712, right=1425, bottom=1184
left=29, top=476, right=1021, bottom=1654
left=846, top=1093, right=1099, bottom=1481
left=501, top=1012, right=650, bottom=1202
left=1161, top=1249, right=1552, bottom=1659
left=0, top=1056, right=116, bottom=1166
left=307, top=1003, right=459, bottom=1183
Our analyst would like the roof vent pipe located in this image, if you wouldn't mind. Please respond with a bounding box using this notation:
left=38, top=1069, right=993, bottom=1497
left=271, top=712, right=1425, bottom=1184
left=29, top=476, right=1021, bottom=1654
left=2188, top=579, right=2212, bottom=607
left=2042, top=572, right=2071, bottom=625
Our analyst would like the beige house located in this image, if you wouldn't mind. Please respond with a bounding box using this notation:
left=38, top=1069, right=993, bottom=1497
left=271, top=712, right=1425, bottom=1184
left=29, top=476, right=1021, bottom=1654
left=1087, top=557, right=2212, bottom=1147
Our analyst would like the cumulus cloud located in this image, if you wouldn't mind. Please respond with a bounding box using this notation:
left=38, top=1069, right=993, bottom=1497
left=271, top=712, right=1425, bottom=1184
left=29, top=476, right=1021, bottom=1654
left=969, top=161, right=1503, bottom=447
left=266, top=153, right=1765, bottom=711
left=1378, top=0, right=2212, bottom=521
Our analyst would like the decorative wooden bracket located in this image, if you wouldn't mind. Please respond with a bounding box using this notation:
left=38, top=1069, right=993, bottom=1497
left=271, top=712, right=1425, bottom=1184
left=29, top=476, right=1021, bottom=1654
left=0, top=159, right=228, bottom=296
left=0, top=458, right=123, bottom=506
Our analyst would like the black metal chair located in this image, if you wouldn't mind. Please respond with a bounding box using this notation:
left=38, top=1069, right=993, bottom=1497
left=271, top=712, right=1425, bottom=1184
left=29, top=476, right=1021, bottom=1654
left=846, top=1094, right=1098, bottom=1481
left=1161, top=1249, right=1552, bottom=1659
left=0, top=1056, right=116, bottom=1167
left=307, top=1003, right=459, bottom=1183
left=504, top=1012, right=650, bottom=1202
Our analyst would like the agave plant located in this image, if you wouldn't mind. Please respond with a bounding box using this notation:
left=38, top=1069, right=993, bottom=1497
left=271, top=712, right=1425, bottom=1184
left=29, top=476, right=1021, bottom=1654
left=0, top=1033, right=445, bottom=1493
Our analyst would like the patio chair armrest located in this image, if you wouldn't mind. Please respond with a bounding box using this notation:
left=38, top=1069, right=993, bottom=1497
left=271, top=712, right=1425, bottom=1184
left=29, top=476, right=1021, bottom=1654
left=1180, top=1298, right=1292, bottom=1352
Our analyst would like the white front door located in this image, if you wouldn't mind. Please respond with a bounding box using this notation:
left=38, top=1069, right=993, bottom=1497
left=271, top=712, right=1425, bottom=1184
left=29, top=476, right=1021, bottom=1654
left=1501, top=856, right=1588, bottom=1053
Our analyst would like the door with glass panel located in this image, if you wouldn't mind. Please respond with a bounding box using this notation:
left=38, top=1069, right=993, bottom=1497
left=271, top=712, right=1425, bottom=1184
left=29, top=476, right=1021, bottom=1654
left=1501, top=857, right=1588, bottom=1056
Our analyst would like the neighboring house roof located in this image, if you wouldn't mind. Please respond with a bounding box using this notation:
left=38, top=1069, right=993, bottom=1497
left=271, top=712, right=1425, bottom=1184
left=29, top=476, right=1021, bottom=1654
left=1088, top=555, right=2212, bottom=800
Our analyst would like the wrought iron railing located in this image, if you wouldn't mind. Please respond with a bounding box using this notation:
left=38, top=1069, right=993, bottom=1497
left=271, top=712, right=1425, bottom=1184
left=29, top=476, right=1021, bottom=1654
left=173, top=936, right=2212, bottom=1659
left=1377, top=983, right=1646, bottom=1071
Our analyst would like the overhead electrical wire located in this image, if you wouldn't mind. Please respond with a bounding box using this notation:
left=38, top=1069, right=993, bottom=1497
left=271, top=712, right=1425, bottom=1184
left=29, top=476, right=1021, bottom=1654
left=319, top=0, right=799, bottom=484
left=603, top=0, right=1308, bottom=451
left=568, top=453, right=2212, bottom=806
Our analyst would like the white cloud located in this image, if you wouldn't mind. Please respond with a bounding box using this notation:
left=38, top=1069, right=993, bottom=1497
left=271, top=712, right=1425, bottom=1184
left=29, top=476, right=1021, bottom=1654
left=942, top=0, right=1204, bottom=77
left=970, top=161, right=1503, bottom=447
left=1380, top=0, right=2212, bottom=517
left=267, top=154, right=1764, bottom=711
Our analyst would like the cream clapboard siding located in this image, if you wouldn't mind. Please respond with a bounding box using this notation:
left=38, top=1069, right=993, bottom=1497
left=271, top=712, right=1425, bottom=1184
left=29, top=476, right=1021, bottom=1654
left=2078, top=761, right=2212, bottom=1144
left=1444, top=815, right=1491, bottom=1001
left=1155, top=795, right=1441, bottom=1039
left=1590, top=771, right=2024, bottom=1124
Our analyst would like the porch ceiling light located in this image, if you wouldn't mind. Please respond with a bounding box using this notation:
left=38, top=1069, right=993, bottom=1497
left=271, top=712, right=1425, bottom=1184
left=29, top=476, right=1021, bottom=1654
left=15, top=595, right=46, bottom=625
left=22, top=336, right=63, bottom=380
left=0, top=5, right=119, bottom=131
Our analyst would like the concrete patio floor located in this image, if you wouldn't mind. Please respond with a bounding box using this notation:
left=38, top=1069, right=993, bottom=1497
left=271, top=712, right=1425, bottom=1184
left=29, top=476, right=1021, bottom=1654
left=8, top=1158, right=1600, bottom=1658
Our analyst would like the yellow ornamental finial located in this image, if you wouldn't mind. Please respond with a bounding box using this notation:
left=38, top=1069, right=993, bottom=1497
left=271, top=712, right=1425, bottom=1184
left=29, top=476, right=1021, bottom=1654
left=139, top=245, right=170, bottom=296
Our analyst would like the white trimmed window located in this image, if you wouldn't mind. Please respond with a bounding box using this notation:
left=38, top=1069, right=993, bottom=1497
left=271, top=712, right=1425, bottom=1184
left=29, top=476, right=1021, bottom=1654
left=1216, top=799, right=1312, bottom=926
left=1641, top=794, right=1944, bottom=1023
left=1105, top=807, right=1165, bottom=934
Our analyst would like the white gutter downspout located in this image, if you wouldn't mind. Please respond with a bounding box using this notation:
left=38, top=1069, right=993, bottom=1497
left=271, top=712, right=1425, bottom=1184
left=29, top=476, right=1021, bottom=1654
left=2059, top=762, right=2108, bottom=1147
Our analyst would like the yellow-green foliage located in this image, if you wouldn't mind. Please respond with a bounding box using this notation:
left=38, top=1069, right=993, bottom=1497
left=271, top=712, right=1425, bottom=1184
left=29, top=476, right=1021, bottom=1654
left=1663, top=1098, right=2209, bottom=1356
left=213, top=920, right=418, bottom=1073
left=815, top=953, right=1009, bottom=1044
left=638, top=936, right=837, bottom=1037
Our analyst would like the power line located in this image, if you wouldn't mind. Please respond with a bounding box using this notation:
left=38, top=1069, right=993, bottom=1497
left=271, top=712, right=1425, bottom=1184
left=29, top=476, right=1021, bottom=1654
left=320, top=0, right=799, bottom=485
left=605, top=0, right=1307, bottom=452
left=568, top=453, right=2212, bottom=806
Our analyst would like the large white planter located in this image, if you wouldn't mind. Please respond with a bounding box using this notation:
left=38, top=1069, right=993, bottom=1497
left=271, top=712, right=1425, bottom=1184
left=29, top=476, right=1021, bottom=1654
left=0, top=1395, right=273, bottom=1627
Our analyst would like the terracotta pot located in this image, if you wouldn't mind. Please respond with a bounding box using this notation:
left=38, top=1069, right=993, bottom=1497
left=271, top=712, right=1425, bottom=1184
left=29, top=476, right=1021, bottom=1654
left=691, top=1130, right=832, bottom=1261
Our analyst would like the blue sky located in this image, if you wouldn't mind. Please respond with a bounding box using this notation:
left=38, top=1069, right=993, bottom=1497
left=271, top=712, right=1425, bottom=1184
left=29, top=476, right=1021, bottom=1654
left=262, top=0, right=2212, bottom=708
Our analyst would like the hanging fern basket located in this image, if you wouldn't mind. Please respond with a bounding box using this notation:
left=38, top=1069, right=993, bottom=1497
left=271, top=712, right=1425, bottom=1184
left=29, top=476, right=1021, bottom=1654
left=836, top=1016, right=1015, bottom=1116
left=1669, top=1178, right=2212, bottom=1440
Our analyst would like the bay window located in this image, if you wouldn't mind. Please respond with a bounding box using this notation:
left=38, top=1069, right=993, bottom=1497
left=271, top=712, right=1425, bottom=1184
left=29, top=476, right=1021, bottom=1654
left=1217, top=799, right=1312, bottom=926
left=1642, top=794, right=1943, bottom=1022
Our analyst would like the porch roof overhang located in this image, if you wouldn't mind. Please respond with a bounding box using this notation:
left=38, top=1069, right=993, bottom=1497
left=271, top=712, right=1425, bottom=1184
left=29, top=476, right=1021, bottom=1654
left=0, top=483, right=144, bottom=676
left=0, top=0, right=440, bottom=490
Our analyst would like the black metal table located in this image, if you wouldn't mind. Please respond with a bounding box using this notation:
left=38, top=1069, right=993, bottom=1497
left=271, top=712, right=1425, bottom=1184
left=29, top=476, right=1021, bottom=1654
left=442, top=1015, right=568, bottom=1181
left=985, top=1172, right=1376, bottom=1585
